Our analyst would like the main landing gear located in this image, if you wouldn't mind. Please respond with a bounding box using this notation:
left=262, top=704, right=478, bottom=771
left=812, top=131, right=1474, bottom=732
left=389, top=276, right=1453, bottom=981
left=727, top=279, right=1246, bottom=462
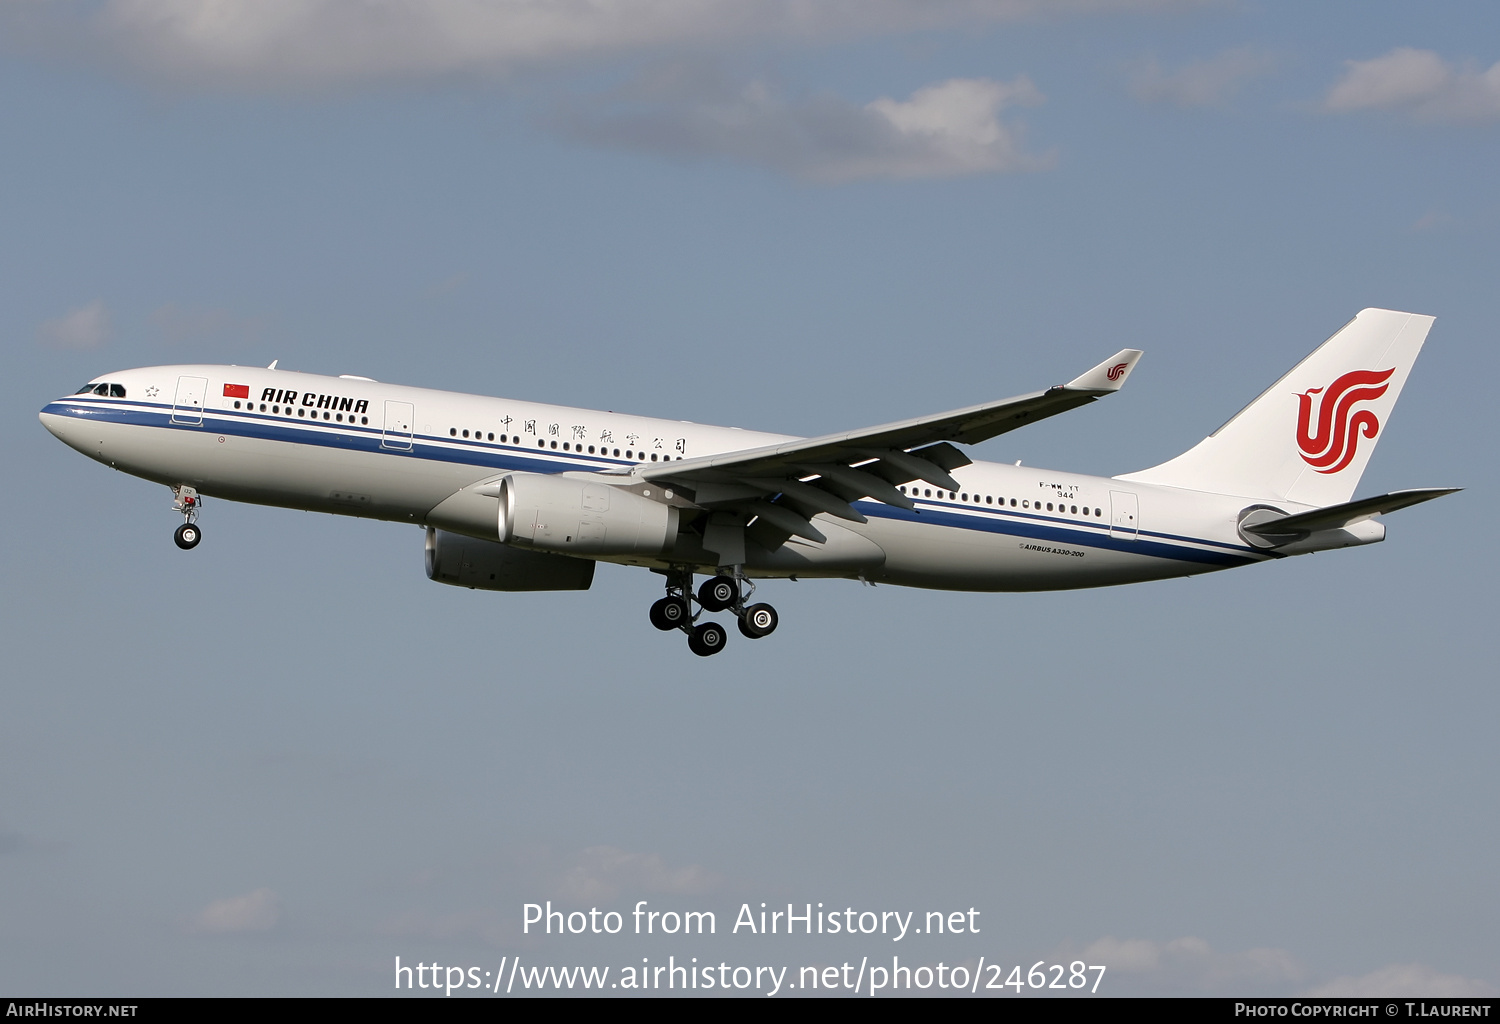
left=650, top=567, right=778, bottom=657
left=171, top=485, right=202, bottom=550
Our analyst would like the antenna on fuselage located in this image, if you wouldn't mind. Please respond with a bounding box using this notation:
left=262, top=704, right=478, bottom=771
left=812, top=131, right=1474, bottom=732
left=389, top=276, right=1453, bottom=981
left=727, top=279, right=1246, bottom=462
left=267, top=359, right=279, bottom=370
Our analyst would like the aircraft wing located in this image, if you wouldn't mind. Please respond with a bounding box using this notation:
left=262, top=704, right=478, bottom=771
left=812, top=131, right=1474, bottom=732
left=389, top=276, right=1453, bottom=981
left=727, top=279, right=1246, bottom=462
left=628, top=348, right=1142, bottom=548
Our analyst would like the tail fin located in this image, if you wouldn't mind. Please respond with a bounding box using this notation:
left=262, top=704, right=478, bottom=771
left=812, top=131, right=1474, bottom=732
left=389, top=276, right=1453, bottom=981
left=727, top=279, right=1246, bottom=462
left=1117, top=308, right=1435, bottom=505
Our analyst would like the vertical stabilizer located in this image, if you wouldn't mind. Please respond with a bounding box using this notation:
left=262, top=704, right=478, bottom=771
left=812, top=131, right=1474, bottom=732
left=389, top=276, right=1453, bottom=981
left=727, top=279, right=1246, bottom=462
left=1117, top=309, right=1434, bottom=506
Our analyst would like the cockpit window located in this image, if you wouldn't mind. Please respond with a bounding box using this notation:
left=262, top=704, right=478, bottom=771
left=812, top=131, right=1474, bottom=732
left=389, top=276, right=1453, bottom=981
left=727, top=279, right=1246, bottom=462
left=76, top=383, right=127, bottom=397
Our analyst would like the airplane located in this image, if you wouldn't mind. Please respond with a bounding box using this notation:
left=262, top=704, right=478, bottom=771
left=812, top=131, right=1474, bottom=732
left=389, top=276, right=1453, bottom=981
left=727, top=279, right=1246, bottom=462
left=39, top=307, right=1457, bottom=656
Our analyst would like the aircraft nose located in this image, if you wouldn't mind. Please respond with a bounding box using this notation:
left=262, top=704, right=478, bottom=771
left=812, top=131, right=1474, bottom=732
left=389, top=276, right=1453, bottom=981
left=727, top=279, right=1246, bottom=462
left=40, top=409, right=65, bottom=437
left=39, top=408, right=82, bottom=450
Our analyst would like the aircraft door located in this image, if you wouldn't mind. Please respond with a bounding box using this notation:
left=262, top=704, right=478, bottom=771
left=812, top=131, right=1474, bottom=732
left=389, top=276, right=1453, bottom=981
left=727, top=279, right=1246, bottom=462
left=171, top=375, right=208, bottom=425
left=1109, top=490, right=1139, bottom=539
left=382, top=400, right=414, bottom=451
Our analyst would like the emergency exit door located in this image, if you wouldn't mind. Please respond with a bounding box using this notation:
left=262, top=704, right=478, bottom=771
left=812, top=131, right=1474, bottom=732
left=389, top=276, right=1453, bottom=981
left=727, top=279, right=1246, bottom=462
left=1109, top=490, right=1139, bottom=539
left=382, top=400, right=414, bottom=451
left=171, top=375, right=207, bottom=425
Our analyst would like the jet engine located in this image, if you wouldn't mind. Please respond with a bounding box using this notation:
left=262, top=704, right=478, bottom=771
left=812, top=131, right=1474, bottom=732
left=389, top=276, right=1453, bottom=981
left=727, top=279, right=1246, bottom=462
left=498, top=473, right=678, bottom=557
left=425, top=527, right=595, bottom=591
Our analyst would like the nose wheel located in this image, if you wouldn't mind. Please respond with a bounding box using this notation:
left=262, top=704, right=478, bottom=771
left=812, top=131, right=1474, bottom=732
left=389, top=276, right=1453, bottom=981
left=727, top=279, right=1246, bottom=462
left=171, top=485, right=202, bottom=550
left=651, top=568, right=778, bottom=655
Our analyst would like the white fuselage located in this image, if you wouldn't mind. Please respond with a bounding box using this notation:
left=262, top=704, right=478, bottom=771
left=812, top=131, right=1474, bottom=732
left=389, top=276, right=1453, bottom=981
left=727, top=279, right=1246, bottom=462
left=40, top=364, right=1286, bottom=591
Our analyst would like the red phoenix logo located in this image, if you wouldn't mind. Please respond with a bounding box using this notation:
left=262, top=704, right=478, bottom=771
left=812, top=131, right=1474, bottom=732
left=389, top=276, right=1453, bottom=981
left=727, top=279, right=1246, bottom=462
left=1295, top=368, right=1394, bottom=474
left=1105, top=362, right=1129, bottom=382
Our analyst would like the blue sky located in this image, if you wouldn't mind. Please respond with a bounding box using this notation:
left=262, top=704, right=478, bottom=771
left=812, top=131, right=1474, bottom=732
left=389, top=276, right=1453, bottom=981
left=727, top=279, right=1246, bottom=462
left=2, top=0, right=1497, bottom=997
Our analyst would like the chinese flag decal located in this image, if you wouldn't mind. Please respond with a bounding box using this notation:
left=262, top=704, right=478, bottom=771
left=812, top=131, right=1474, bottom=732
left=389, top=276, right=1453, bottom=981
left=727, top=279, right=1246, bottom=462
left=223, top=383, right=250, bottom=399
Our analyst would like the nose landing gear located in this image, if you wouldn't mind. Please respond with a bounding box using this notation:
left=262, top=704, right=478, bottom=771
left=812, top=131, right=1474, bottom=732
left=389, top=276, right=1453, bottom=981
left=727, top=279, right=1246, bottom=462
left=651, top=567, right=778, bottom=656
left=171, top=485, right=202, bottom=550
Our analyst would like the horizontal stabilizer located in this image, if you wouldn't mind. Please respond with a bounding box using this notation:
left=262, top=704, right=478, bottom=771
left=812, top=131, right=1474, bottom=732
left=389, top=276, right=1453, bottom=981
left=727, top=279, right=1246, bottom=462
left=1241, top=487, right=1459, bottom=542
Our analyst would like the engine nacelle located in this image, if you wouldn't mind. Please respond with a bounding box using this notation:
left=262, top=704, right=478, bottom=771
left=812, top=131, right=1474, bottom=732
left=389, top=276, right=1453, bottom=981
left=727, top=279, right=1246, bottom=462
left=425, top=527, right=595, bottom=591
left=498, top=473, right=678, bottom=557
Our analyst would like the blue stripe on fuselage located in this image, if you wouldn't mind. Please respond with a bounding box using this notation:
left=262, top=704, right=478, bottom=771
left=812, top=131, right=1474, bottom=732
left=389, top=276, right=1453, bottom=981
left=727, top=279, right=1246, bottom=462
left=856, top=501, right=1257, bottom=568
left=44, top=399, right=1262, bottom=568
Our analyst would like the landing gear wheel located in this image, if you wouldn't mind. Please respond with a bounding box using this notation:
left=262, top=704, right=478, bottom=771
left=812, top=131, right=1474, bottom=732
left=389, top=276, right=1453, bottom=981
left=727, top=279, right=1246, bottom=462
left=687, top=620, right=728, bottom=657
left=737, top=603, right=778, bottom=639
left=698, top=575, right=739, bottom=612
left=649, top=596, right=690, bottom=631
left=174, top=523, right=201, bottom=550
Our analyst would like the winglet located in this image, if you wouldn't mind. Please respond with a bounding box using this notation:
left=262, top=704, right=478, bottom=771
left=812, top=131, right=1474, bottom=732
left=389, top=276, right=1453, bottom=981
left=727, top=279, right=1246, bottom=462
left=1065, top=349, right=1143, bottom=392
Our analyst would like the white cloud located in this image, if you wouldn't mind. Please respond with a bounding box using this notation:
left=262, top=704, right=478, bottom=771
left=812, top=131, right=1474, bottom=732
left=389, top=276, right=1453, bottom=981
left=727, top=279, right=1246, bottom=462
left=188, top=887, right=281, bottom=933
left=1305, top=964, right=1499, bottom=998
left=37, top=300, right=112, bottom=349
left=8, top=0, right=1196, bottom=89
left=149, top=303, right=262, bottom=346
left=566, top=76, right=1052, bottom=182
left=1082, top=936, right=1306, bottom=993
left=553, top=846, right=719, bottom=903
left=376, top=908, right=507, bottom=945
left=1081, top=938, right=1499, bottom=997
left=1411, top=210, right=1454, bottom=232
left=1324, top=48, right=1500, bottom=121
left=1130, top=47, right=1274, bottom=107
left=424, top=272, right=470, bottom=298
